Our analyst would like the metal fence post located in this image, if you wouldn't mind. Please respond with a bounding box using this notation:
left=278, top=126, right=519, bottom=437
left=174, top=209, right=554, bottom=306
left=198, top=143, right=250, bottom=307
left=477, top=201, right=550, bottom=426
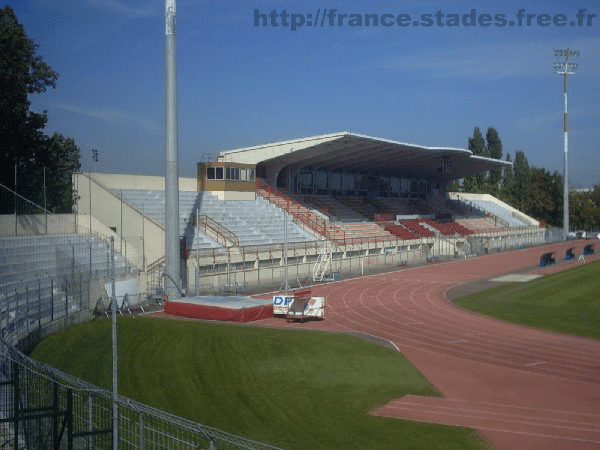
left=38, top=280, right=41, bottom=329
left=65, top=276, right=68, bottom=318
left=13, top=363, right=19, bottom=450
left=67, top=389, right=74, bottom=450
left=110, top=236, right=118, bottom=450
left=51, top=277, right=54, bottom=322
left=88, top=393, right=94, bottom=450
left=79, top=273, right=83, bottom=312
left=139, top=413, right=145, bottom=450
left=25, top=285, right=29, bottom=334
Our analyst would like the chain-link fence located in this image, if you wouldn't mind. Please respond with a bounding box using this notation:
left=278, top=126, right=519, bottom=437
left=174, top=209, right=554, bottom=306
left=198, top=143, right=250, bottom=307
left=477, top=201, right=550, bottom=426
left=1, top=182, right=140, bottom=347
left=0, top=340, right=282, bottom=450
left=0, top=182, right=282, bottom=450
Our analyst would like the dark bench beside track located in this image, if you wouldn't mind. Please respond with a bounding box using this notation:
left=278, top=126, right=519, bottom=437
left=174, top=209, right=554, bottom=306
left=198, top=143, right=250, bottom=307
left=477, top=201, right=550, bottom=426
left=539, top=252, right=556, bottom=267
left=565, top=247, right=576, bottom=260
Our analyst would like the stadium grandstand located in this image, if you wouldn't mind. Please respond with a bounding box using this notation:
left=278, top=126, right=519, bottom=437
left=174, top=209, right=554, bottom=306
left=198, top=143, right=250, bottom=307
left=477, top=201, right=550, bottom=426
left=0, top=130, right=552, bottom=448
left=64, top=131, right=545, bottom=299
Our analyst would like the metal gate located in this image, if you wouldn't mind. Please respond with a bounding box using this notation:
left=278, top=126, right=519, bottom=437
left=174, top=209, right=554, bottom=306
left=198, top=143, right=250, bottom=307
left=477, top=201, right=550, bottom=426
left=0, top=360, right=112, bottom=449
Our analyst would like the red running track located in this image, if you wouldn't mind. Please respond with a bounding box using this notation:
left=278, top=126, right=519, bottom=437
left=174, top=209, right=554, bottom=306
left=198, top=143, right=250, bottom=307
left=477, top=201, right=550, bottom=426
left=254, top=241, right=600, bottom=449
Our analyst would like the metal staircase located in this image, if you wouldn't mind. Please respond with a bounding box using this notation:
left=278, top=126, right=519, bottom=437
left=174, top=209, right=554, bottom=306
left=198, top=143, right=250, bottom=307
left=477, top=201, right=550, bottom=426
left=313, top=242, right=333, bottom=282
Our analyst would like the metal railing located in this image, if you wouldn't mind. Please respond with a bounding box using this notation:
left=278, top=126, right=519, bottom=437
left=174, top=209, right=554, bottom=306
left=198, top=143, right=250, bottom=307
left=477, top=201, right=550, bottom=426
left=0, top=181, right=282, bottom=450
left=0, top=339, right=282, bottom=450
left=256, top=179, right=347, bottom=242
left=194, top=214, right=239, bottom=247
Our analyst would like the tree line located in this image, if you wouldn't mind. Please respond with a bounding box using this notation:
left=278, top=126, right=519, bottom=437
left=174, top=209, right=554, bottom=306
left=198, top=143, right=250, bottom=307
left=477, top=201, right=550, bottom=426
left=1, top=6, right=80, bottom=214
left=449, top=126, right=600, bottom=231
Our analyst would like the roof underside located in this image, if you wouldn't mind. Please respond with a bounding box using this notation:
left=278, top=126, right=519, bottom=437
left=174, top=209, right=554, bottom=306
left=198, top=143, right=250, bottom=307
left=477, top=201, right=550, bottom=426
left=217, top=132, right=509, bottom=181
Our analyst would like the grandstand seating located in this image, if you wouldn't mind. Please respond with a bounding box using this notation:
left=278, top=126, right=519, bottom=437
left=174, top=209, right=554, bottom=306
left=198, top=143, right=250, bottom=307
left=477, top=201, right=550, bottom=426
left=0, top=234, right=131, bottom=293
left=304, top=195, right=367, bottom=222
left=333, top=196, right=376, bottom=221
left=256, top=180, right=347, bottom=242
left=342, top=223, right=394, bottom=242
left=419, top=218, right=473, bottom=236
left=451, top=195, right=531, bottom=227
left=455, top=217, right=499, bottom=233
left=398, top=219, right=436, bottom=238
left=374, top=197, right=421, bottom=217
left=257, top=181, right=522, bottom=242
left=382, top=223, right=420, bottom=241
left=118, top=190, right=315, bottom=249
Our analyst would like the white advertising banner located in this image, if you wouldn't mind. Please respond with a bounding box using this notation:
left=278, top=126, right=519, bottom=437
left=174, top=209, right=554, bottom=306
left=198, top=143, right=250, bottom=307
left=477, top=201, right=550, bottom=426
left=272, top=295, right=294, bottom=315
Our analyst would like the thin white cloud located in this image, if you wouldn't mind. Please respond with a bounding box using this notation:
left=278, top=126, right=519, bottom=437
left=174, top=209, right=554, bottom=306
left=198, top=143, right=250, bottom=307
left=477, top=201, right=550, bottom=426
left=54, top=103, right=160, bottom=135
left=514, top=112, right=559, bottom=131
left=378, top=36, right=600, bottom=80
left=87, top=0, right=158, bottom=18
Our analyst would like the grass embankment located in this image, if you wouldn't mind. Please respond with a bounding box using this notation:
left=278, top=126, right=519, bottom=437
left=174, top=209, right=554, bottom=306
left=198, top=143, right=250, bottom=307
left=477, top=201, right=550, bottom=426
left=32, top=319, right=489, bottom=450
left=455, top=260, right=600, bottom=339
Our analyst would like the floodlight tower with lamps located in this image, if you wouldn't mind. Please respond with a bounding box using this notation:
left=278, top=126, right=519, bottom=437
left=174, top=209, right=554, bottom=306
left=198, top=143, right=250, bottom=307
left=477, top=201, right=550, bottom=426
left=92, top=149, right=98, bottom=172
left=553, top=48, right=579, bottom=241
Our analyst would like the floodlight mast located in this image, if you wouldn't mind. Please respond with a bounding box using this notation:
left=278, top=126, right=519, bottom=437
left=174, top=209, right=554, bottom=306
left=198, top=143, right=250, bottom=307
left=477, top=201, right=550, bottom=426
left=553, top=48, right=579, bottom=241
left=165, top=0, right=180, bottom=298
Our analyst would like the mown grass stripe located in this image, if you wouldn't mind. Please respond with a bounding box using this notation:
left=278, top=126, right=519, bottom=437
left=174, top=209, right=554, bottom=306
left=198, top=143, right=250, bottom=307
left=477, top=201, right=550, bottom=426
left=32, top=318, right=490, bottom=449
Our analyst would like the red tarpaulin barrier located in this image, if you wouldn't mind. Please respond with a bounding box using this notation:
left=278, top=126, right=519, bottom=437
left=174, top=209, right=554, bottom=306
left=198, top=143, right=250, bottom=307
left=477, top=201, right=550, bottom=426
left=164, top=300, right=273, bottom=322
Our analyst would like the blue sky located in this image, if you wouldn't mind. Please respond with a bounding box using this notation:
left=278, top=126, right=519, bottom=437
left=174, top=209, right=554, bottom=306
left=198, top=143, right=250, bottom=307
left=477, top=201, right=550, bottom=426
left=7, top=0, right=600, bottom=187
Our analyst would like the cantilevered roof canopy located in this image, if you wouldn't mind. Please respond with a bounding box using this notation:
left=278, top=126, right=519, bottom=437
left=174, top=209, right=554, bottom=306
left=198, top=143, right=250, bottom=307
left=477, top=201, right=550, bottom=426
left=216, top=132, right=510, bottom=182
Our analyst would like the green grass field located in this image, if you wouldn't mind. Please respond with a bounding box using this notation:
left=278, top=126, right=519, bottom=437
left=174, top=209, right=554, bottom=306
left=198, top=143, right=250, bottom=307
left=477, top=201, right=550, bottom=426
left=454, top=260, right=600, bottom=339
left=31, top=318, right=490, bottom=450
left=33, top=261, right=598, bottom=449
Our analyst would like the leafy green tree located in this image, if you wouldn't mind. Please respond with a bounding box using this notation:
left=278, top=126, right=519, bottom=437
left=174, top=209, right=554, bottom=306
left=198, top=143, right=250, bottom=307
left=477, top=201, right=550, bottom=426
left=0, top=6, right=79, bottom=212
left=447, top=180, right=460, bottom=192
left=527, top=168, right=562, bottom=227
left=570, top=185, right=600, bottom=231
left=463, top=127, right=488, bottom=192
left=485, top=127, right=503, bottom=194
left=500, top=153, right=514, bottom=203
left=512, top=150, right=530, bottom=212
left=590, top=184, right=600, bottom=207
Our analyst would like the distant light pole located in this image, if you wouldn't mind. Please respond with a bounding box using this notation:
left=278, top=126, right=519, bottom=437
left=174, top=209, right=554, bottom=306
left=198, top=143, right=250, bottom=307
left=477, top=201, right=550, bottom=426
left=553, top=48, right=579, bottom=240
left=92, top=149, right=99, bottom=172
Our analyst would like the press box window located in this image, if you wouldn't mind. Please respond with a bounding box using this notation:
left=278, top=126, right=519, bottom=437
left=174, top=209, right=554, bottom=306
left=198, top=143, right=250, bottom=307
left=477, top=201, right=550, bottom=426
left=226, top=167, right=240, bottom=180
left=206, top=167, right=224, bottom=180
left=241, top=168, right=255, bottom=181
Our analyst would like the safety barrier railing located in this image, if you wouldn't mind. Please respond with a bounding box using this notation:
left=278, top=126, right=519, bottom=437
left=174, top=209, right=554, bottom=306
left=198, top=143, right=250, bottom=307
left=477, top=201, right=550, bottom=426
left=194, top=213, right=239, bottom=247
left=0, top=337, right=283, bottom=450
left=0, top=181, right=282, bottom=450
left=256, top=179, right=347, bottom=242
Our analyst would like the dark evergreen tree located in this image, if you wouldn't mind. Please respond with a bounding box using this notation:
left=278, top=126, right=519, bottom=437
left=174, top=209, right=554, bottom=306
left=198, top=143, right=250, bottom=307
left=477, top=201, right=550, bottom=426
left=501, top=153, right=514, bottom=203
left=512, top=150, right=530, bottom=212
left=485, top=127, right=503, bottom=194
left=570, top=185, right=600, bottom=231
left=528, top=168, right=562, bottom=227
left=0, top=6, right=80, bottom=212
left=463, top=127, right=487, bottom=192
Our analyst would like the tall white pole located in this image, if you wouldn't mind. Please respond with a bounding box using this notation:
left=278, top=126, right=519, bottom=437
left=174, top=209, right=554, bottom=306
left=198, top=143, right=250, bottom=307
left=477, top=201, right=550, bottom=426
left=165, top=0, right=180, bottom=298
left=554, top=48, right=579, bottom=241
left=284, top=213, right=289, bottom=295
left=563, top=72, right=569, bottom=241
